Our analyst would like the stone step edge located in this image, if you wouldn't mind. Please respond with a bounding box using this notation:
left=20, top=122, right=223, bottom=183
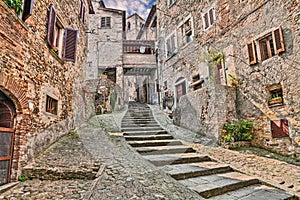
left=128, top=140, right=182, bottom=147
left=124, top=134, right=174, bottom=141
left=137, top=146, right=196, bottom=155
left=196, top=178, right=260, bottom=198
left=170, top=165, right=233, bottom=180
left=22, top=166, right=97, bottom=180
left=0, top=182, right=19, bottom=194
left=146, top=155, right=212, bottom=166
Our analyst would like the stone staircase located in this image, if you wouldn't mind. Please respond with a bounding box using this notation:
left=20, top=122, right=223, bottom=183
left=121, top=102, right=298, bottom=199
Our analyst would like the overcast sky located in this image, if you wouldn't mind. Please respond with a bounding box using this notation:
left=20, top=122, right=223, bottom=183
left=105, top=0, right=156, bottom=20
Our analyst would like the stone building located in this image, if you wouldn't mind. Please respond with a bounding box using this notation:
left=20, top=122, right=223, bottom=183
left=86, top=1, right=157, bottom=105
left=157, top=0, right=300, bottom=156
left=0, top=0, right=91, bottom=184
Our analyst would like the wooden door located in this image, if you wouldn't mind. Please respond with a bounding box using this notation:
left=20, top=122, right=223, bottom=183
left=0, top=92, right=16, bottom=186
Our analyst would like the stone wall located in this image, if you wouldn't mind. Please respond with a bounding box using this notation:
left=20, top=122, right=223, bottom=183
left=173, top=85, right=237, bottom=140
left=0, top=0, right=89, bottom=180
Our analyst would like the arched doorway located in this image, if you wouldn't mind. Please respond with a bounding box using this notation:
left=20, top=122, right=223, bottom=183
left=0, top=91, right=16, bottom=186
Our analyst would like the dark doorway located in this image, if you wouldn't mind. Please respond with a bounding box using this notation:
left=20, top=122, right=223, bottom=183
left=0, top=91, right=16, bottom=186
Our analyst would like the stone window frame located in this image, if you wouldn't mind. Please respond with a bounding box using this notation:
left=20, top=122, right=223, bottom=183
left=100, top=17, right=111, bottom=29
left=165, top=31, right=178, bottom=59
left=47, top=4, right=78, bottom=63
left=247, top=26, right=285, bottom=65
left=177, top=15, right=194, bottom=48
left=45, top=95, right=58, bottom=115
left=202, top=6, right=216, bottom=30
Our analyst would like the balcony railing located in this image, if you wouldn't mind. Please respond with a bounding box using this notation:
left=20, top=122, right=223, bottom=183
left=123, top=40, right=155, bottom=54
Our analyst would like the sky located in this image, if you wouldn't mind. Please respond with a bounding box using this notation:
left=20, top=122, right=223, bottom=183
left=105, top=0, right=156, bottom=20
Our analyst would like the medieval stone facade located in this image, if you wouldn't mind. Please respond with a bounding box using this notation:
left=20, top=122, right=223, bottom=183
left=0, top=0, right=91, bottom=183
left=157, top=0, right=300, bottom=156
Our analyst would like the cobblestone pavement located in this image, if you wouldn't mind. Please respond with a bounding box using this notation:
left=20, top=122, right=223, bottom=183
left=1, top=106, right=201, bottom=200
left=1, top=104, right=299, bottom=199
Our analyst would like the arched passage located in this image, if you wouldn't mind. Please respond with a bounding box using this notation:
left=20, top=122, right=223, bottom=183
left=0, top=91, right=16, bottom=185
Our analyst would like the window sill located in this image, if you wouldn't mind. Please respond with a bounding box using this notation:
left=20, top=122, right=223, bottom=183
left=166, top=53, right=176, bottom=62
left=268, top=103, right=284, bottom=108
left=49, top=49, right=64, bottom=64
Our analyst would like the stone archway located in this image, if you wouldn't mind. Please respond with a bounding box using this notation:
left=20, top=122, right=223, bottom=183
left=0, top=91, right=16, bottom=186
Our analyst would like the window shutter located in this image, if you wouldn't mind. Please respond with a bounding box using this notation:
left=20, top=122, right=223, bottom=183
left=101, top=17, right=106, bottom=27
left=47, top=4, right=56, bottom=47
left=271, top=119, right=289, bottom=138
left=209, top=9, right=214, bottom=26
left=203, top=13, right=209, bottom=29
left=247, top=41, right=257, bottom=65
left=272, top=26, right=285, bottom=54
left=106, top=17, right=111, bottom=28
left=63, top=28, right=78, bottom=62
left=22, top=0, right=34, bottom=21
left=82, top=6, right=86, bottom=23
left=79, top=0, right=83, bottom=18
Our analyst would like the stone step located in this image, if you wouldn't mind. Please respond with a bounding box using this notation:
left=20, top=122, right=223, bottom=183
left=121, top=123, right=160, bottom=127
left=121, top=119, right=157, bottom=123
left=0, top=182, right=18, bottom=194
left=121, top=127, right=163, bottom=132
left=209, top=184, right=296, bottom=200
left=179, top=172, right=260, bottom=198
left=124, top=134, right=174, bottom=141
left=123, top=130, right=168, bottom=136
left=159, top=162, right=232, bottom=180
left=128, top=139, right=183, bottom=147
left=123, top=116, right=154, bottom=119
left=142, top=153, right=210, bottom=166
left=136, top=146, right=196, bottom=156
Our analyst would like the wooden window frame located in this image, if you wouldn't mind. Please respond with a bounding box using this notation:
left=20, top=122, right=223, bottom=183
left=166, top=32, right=177, bottom=59
left=202, top=7, right=215, bottom=30
left=100, top=17, right=111, bottom=28
left=22, top=0, right=34, bottom=21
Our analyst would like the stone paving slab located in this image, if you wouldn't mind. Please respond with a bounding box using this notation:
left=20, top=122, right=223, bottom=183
left=210, top=184, right=295, bottom=200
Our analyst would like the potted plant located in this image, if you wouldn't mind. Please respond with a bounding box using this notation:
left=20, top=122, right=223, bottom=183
left=229, top=75, right=238, bottom=87
left=4, top=0, right=23, bottom=15
left=268, top=96, right=283, bottom=105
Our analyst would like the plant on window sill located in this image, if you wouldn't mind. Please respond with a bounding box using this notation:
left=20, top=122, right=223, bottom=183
left=203, top=50, right=225, bottom=66
left=228, top=74, right=239, bottom=87
left=3, top=0, right=23, bottom=15
left=268, top=96, right=283, bottom=106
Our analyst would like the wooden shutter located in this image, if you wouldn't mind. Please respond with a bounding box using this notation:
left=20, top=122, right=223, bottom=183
left=63, top=28, right=78, bottom=62
left=247, top=41, right=257, bottom=65
left=101, top=17, right=106, bottom=27
left=209, top=8, right=214, bottom=26
left=203, top=13, right=209, bottom=29
left=47, top=4, right=56, bottom=47
left=272, top=26, right=285, bottom=54
left=106, top=17, right=111, bottom=28
left=22, top=0, right=34, bottom=21
left=271, top=119, right=289, bottom=138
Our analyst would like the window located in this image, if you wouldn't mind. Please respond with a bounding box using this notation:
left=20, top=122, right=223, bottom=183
left=166, top=32, right=177, bottom=58
left=100, top=17, right=111, bottom=28
left=127, top=22, right=131, bottom=31
left=22, top=0, right=34, bottom=21
left=267, top=84, right=283, bottom=107
left=46, top=95, right=58, bottom=115
left=248, top=26, right=285, bottom=63
left=4, top=0, right=34, bottom=21
left=270, top=119, right=289, bottom=138
left=202, top=8, right=215, bottom=30
left=79, top=0, right=86, bottom=23
left=47, top=4, right=78, bottom=62
left=169, top=0, right=177, bottom=7
left=179, top=18, right=193, bottom=46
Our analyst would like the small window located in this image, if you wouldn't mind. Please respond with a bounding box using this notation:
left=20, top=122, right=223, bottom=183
left=270, top=119, right=289, bottom=138
left=258, top=26, right=285, bottom=61
left=166, top=32, right=177, bottom=58
left=79, top=0, right=86, bottom=23
left=202, top=8, right=215, bottom=30
left=127, top=22, right=131, bottom=31
left=175, top=78, right=187, bottom=103
left=180, top=18, right=193, bottom=46
left=22, top=0, right=34, bottom=21
left=4, top=0, right=34, bottom=21
left=46, top=95, right=58, bottom=115
left=267, top=84, right=283, bottom=107
left=100, top=17, right=111, bottom=28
